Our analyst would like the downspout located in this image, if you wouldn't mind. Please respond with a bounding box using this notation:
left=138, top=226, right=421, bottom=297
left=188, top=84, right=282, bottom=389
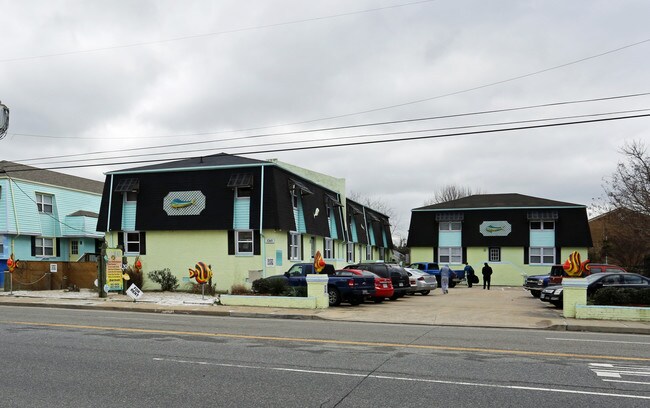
left=107, top=174, right=114, bottom=247
left=259, top=165, right=266, bottom=277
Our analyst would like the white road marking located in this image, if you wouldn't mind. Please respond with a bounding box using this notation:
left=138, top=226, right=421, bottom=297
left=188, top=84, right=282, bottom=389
left=153, top=357, right=650, bottom=400
left=590, top=362, right=650, bottom=384
left=604, top=379, right=650, bottom=385
left=547, top=337, right=650, bottom=345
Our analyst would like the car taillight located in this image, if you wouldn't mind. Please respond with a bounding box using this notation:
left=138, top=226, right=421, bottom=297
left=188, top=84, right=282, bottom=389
left=348, top=279, right=354, bottom=287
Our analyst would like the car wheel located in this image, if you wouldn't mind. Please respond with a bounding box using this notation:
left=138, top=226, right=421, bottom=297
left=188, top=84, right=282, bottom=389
left=389, top=294, right=399, bottom=301
left=531, top=290, right=541, bottom=298
left=373, top=298, right=384, bottom=303
left=420, top=290, right=430, bottom=296
left=349, top=296, right=362, bottom=306
left=449, top=281, right=456, bottom=288
left=328, top=287, right=341, bottom=306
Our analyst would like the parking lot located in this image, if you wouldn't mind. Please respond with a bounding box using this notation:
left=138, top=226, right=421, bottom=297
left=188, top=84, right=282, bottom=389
left=317, top=285, right=566, bottom=329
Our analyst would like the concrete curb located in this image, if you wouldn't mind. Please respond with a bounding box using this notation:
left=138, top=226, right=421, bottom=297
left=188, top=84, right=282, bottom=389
left=2, top=299, right=649, bottom=334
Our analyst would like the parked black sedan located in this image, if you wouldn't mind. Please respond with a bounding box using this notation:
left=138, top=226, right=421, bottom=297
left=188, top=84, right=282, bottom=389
left=540, top=272, right=650, bottom=308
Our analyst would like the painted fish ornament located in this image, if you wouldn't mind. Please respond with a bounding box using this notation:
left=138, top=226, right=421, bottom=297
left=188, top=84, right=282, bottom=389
left=562, top=251, right=590, bottom=277
left=189, top=262, right=213, bottom=284
left=313, top=250, right=325, bottom=273
left=6, top=253, right=17, bottom=273
left=171, top=198, right=195, bottom=208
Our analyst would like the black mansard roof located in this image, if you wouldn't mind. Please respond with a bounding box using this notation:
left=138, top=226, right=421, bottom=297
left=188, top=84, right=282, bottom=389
left=413, top=193, right=585, bottom=211
left=108, top=153, right=268, bottom=174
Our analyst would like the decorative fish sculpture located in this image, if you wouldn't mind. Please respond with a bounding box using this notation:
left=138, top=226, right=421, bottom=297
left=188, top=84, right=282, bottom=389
left=313, top=250, right=326, bottom=273
left=171, top=198, right=195, bottom=208
left=562, top=251, right=590, bottom=277
left=189, top=262, right=213, bottom=284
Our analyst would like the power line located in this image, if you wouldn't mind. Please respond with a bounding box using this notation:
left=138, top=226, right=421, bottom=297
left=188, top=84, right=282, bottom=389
left=22, top=108, right=650, bottom=168
left=0, top=0, right=437, bottom=64
left=15, top=91, right=650, bottom=164
left=11, top=91, right=650, bottom=142
left=6, top=111, right=649, bottom=173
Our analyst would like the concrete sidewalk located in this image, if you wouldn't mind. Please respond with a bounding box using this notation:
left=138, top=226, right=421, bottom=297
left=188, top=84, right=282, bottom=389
left=1, top=287, right=649, bottom=335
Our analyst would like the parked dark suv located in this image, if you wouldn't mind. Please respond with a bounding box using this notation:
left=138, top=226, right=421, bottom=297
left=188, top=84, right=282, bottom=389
left=345, top=263, right=411, bottom=300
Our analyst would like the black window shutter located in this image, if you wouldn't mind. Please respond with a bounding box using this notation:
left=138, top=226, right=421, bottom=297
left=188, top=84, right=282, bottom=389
left=556, top=247, right=561, bottom=264
left=523, top=247, right=529, bottom=265
left=462, top=247, right=467, bottom=264
left=117, top=232, right=124, bottom=251
left=31, top=236, right=36, bottom=256
left=300, top=235, right=304, bottom=260
left=55, top=238, right=60, bottom=257
left=254, top=230, right=261, bottom=255
left=228, top=230, right=235, bottom=255
left=287, top=231, right=291, bottom=258
left=332, top=240, right=335, bottom=258
left=140, top=232, right=146, bottom=255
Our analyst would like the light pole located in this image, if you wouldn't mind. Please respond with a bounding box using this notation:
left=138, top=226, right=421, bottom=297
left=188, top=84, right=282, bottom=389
left=0, top=100, right=9, bottom=139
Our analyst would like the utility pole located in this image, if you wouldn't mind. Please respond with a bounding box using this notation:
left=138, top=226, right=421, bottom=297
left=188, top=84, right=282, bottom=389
left=98, top=241, right=107, bottom=298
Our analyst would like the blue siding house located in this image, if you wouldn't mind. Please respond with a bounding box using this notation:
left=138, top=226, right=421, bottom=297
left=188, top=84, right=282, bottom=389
left=0, top=161, right=104, bottom=286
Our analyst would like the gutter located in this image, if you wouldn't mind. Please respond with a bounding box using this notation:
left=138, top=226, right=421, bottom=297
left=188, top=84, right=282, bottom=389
left=108, top=162, right=271, bottom=175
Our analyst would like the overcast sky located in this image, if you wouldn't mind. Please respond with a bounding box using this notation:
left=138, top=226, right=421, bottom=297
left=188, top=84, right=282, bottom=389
left=1, top=0, right=649, bottom=241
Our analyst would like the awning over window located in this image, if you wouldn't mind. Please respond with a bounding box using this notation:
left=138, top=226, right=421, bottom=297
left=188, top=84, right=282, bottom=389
left=366, top=212, right=380, bottom=222
left=114, top=178, right=139, bottom=193
left=227, top=173, right=253, bottom=188
left=289, top=179, right=313, bottom=195
left=326, top=193, right=342, bottom=207
left=347, top=202, right=362, bottom=214
left=435, top=212, right=464, bottom=221
left=527, top=211, right=559, bottom=220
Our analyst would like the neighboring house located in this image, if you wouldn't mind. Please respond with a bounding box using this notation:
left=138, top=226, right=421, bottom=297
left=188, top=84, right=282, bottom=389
left=0, top=161, right=104, bottom=286
left=95, top=153, right=393, bottom=291
left=589, top=208, right=650, bottom=268
left=407, top=194, right=592, bottom=286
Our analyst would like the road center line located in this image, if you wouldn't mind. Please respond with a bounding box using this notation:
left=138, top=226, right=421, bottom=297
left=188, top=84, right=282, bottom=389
left=547, top=337, right=650, bottom=345
left=5, top=320, right=650, bottom=362
left=153, top=357, right=650, bottom=400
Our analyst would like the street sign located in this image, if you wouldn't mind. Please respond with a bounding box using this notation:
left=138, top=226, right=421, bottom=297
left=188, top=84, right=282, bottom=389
left=126, top=284, right=143, bottom=301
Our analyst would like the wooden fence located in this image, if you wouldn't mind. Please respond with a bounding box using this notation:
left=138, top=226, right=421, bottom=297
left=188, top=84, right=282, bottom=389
left=4, top=260, right=98, bottom=291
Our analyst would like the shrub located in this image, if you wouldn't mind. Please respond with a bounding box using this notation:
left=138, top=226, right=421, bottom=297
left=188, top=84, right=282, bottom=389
left=191, top=281, right=216, bottom=296
left=230, top=284, right=252, bottom=295
left=590, top=287, right=650, bottom=306
left=125, top=267, right=143, bottom=289
left=285, top=286, right=308, bottom=297
left=147, top=268, right=179, bottom=292
left=252, top=277, right=288, bottom=296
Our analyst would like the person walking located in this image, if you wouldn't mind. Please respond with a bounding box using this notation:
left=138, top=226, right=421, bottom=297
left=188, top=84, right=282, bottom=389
left=440, top=264, right=451, bottom=294
left=482, top=262, right=493, bottom=290
left=464, top=262, right=475, bottom=288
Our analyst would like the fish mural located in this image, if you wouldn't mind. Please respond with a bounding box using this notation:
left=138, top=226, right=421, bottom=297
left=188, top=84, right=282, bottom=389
left=485, top=225, right=505, bottom=233
left=313, top=250, right=326, bottom=273
left=562, top=251, right=590, bottom=277
left=189, top=261, right=213, bottom=284
left=171, top=198, right=195, bottom=209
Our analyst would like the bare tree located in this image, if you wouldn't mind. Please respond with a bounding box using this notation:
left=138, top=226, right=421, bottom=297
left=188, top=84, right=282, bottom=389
left=603, top=140, right=650, bottom=216
left=423, top=185, right=483, bottom=205
left=597, top=140, right=650, bottom=274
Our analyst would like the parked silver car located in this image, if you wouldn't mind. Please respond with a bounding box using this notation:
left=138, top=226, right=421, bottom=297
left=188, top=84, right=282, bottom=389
left=405, top=268, right=437, bottom=295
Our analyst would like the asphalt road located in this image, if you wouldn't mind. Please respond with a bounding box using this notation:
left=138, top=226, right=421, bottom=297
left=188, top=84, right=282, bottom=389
left=1, top=305, right=649, bottom=407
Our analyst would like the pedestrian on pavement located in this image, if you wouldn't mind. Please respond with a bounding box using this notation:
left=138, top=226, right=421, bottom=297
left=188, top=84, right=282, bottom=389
left=464, top=262, right=475, bottom=288
left=482, top=262, right=493, bottom=290
left=440, top=264, right=452, bottom=294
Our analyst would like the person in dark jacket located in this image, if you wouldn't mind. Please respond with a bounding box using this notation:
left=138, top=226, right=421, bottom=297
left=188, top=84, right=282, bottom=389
left=464, top=262, right=475, bottom=288
left=482, top=262, right=493, bottom=290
